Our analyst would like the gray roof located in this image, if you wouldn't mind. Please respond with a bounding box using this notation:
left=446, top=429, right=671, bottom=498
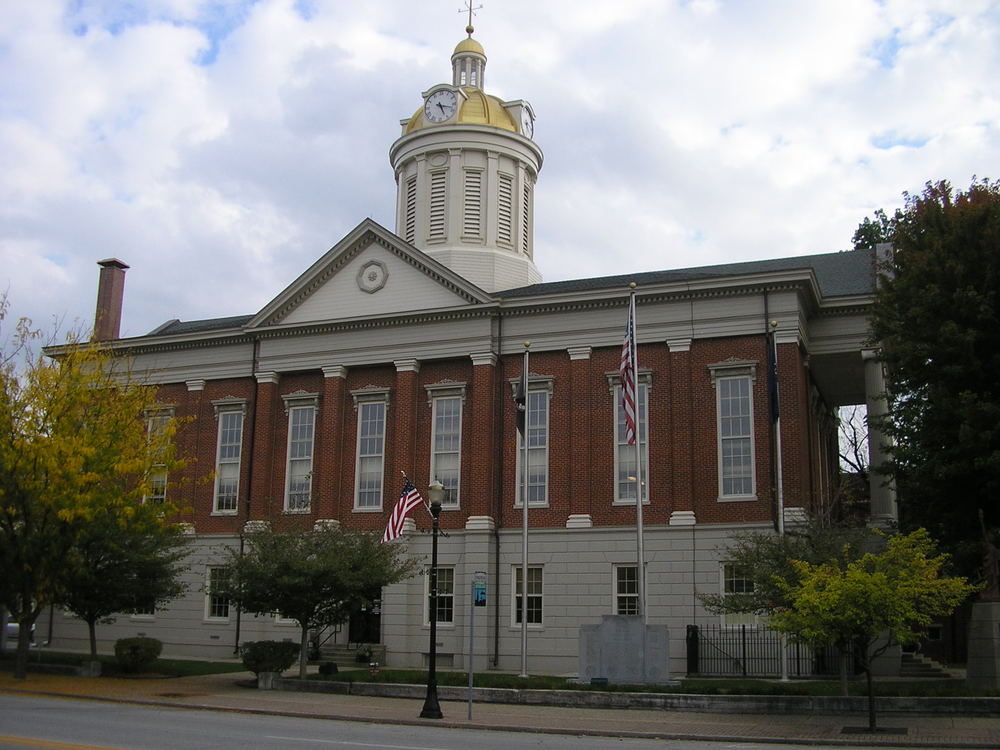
left=140, top=248, right=874, bottom=338
left=147, top=314, right=255, bottom=337
left=498, top=247, right=876, bottom=299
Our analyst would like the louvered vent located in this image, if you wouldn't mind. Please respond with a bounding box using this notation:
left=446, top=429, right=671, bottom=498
left=521, top=183, right=531, bottom=256
left=498, top=173, right=513, bottom=246
left=404, top=176, right=417, bottom=243
left=429, top=171, right=447, bottom=239
left=463, top=170, right=482, bottom=238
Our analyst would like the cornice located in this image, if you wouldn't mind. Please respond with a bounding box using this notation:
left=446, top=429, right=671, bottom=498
left=109, top=304, right=502, bottom=357
left=496, top=278, right=815, bottom=319
left=95, top=273, right=872, bottom=358
left=248, top=303, right=500, bottom=340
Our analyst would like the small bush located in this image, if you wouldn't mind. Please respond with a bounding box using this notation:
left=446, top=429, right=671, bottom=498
left=239, top=640, right=300, bottom=676
left=114, top=637, right=162, bottom=673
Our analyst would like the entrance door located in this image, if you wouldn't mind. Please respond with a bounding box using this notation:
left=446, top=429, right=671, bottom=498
left=348, top=598, right=381, bottom=644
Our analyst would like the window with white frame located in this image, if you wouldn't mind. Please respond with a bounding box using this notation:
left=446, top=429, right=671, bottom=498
left=425, top=566, right=455, bottom=626
left=613, top=564, right=639, bottom=615
left=205, top=567, right=230, bottom=621
left=430, top=393, right=462, bottom=507
left=144, top=409, right=173, bottom=504
left=512, top=565, right=543, bottom=626
left=354, top=392, right=389, bottom=510
left=612, top=376, right=649, bottom=504
left=710, top=362, right=757, bottom=500
left=721, top=563, right=757, bottom=627
left=213, top=404, right=245, bottom=514
left=284, top=399, right=316, bottom=512
left=516, top=384, right=550, bottom=507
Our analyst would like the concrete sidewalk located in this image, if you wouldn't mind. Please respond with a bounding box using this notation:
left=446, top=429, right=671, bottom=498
left=2, top=670, right=999, bottom=748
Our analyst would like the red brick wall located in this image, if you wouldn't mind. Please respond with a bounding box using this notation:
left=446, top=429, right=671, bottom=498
left=162, top=331, right=826, bottom=535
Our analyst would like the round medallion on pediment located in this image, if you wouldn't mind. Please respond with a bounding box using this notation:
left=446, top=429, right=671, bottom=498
left=357, top=260, right=388, bottom=294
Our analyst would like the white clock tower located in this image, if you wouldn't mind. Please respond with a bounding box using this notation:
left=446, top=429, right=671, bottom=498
left=389, top=25, right=543, bottom=292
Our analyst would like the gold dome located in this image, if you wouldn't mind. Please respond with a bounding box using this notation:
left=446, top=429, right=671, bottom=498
left=405, top=88, right=516, bottom=134
left=453, top=37, right=485, bottom=57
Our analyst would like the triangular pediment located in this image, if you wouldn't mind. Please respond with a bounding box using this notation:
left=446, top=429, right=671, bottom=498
left=247, top=220, right=492, bottom=329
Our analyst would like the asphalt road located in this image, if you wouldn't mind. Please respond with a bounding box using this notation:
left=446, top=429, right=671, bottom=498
left=0, top=693, right=880, bottom=750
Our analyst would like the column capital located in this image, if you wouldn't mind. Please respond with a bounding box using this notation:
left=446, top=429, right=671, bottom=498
left=470, top=351, right=497, bottom=367
left=394, top=358, right=420, bottom=373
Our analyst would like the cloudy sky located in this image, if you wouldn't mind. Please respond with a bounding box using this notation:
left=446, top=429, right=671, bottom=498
left=2, top=0, right=998, bottom=340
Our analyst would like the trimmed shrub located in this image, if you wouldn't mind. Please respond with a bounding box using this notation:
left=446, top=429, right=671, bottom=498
left=114, top=637, right=163, bottom=673
left=239, top=640, right=300, bottom=676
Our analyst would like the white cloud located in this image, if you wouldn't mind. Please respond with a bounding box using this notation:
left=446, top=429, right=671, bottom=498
left=1, top=0, right=998, bottom=340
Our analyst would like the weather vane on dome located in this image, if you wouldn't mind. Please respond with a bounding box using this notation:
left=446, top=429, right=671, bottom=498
left=460, top=1, right=483, bottom=36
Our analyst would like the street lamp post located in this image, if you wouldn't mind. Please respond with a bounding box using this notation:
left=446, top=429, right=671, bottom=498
left=420, top=480, right=445, bottom=719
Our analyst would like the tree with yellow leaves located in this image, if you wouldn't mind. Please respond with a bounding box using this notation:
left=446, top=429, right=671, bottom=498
left=770, top=529, right=976, bottom=730
left=0, top=300, right=187, bottom=679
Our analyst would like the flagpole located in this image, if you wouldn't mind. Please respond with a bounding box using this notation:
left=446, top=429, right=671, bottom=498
left=770, top=320, right=789, bottom=682
left=629, top=285, right=646, bottom=622
left=520, top=342, right=530, bottom=678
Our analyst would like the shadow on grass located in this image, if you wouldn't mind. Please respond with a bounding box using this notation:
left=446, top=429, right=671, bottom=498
left=0, top=650, right=247, bottom=678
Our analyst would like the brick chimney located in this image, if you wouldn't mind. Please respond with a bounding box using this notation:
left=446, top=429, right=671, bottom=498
left=93, top=258, right=129, bottom=341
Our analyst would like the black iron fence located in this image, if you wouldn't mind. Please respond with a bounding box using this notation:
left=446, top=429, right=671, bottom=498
left=686, top=624, right=849, bottom=677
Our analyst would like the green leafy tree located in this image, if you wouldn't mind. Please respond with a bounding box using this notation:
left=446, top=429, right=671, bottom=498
left=699, top=522, right=875, bottom=618
left=867, top=178, right=1000, bottom=574
left=0, top=303, right=185, bottom=679
left=58, top=511, right=190, bottom=663
left=699, top=522, right=876, bottom=694
left=852, top=207, right=895, bottom=250
left=770, top=529, right=976, bottom=730
left=221, top=523, right=419, bottom=679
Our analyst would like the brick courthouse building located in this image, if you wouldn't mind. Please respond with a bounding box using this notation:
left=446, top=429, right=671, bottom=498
left=45, top=29, right=892, bottom=675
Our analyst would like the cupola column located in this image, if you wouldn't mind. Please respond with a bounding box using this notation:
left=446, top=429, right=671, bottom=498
left=452, top=35, right=486, bottom=89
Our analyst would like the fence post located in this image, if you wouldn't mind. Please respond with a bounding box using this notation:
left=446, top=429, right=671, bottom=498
left=739, top=624, right=746, bottom=676
left=686, top=624, right=699, bottom=675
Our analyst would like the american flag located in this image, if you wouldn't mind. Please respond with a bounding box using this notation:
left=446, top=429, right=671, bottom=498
left=620, top=293, right=638, bottom=446
left=381, top=477, right=425, bottom=543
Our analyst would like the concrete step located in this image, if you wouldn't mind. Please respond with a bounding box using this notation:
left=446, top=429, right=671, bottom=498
left=318, top=644, right=386, bottom=666
left=900, top=652, right=951, bottom=678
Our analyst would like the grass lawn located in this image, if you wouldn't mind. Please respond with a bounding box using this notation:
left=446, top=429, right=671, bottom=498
left=0, top=650, right=247, bottom=677
left=310, top=668, right=995, bottom=697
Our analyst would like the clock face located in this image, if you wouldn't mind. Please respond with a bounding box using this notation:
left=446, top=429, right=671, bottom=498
left=520, top=107, right=533, bottom=138
left=425, top=89, right=458, bottom=123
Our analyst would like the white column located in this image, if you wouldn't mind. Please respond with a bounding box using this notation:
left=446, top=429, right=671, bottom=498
left=862, top=348, right=898, bottom=526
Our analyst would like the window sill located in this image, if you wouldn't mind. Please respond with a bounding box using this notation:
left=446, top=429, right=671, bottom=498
left=283, top=508, right=312, bottom=514
left=201, top=618, right=231, bottom=625
left=717, top=494, right=758, bottom=503
left=211, top=510, right=238, bottom=516
left=612, top=499, right=651, bottom=506
left=352, top=506, right=383, bottom=513
left=508, top=624, right=544, bottom=631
